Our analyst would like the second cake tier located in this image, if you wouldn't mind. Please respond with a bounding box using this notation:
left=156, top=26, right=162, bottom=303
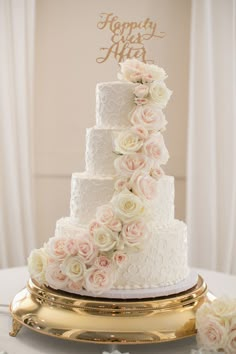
left=70, top=173, right=175, bottom=225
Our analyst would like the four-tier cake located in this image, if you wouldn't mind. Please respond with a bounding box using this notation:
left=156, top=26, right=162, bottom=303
left=28, top=59, right=193, bottom=298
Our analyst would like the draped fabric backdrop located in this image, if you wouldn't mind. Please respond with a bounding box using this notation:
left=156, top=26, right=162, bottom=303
left=0, top=0, right=35, bottom=268
left=187, top=0, right=236, bottom=273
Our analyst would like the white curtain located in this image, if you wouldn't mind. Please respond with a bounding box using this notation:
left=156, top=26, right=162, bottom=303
left=0, top=0, right=35, bottom=268
left=187, top=0, right=236, bottom=273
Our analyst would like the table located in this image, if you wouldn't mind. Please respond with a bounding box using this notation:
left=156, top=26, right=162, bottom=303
left=0, top=266, right=236, bottom=354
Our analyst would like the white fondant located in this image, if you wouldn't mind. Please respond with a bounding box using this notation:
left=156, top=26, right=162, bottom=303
left=70, top=174, right=175, bottom=225
left=96, top=81, right=136, bottom=128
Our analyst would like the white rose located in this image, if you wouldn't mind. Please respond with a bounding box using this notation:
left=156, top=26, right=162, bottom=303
left=60, top=256, right=86, bottom=282
left=149, top=81, right=172, bottom=109
left=111, top=189, right=145, bottom=222
left=93, top=225, right=118, bottom=252
left=114, top=153, right=152, bottom=177
left=85, top=267, right=115, bottom=294
left=133, top=84, right=149, bottom=98
left=45, top=262, right=68, bottom=289
left=211, top=297, right=236, bottom=318
left=112, top=130, right=143, bottom=154
left=142, top=64, right=167, bottom=83
left=28, top=248, right=48, bottom=284
left=129, top=104, right=167, bottom=131
left=118, top=59, right=146, bottom=82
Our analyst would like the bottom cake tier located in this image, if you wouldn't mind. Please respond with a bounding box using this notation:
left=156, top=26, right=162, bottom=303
left=55, top=217, right=189, bottom=294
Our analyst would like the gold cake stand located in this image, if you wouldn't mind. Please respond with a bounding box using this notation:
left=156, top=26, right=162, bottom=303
left=9, top=275, right=214, bottom=344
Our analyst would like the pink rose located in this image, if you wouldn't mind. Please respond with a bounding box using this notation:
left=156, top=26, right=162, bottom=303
left=112, top=251, right=127, bottom=267
left=118, top=59, right=146, bottom=82
left=67, top=279, right=84, bottom=292
left=142, top=65, right=167, bottom=83
left=150, top=163, right=164, bottom=180
left=45, top=262, right=68, bottom=289
left=197, top=315, right=227, bottom=351
left=95, top=204, right=122, bottom=232
left=131, top=125, right=149, bottom=139
left=114, top=177, right=130, bottom=192
left=107, top=218, right=122, bottom=232
left=130, top=104, right=167, bottom=131
left=65, top=237, right=79, bottom=256
left=76, top=235, right=97, bottom=264
left=122, top=220, right=149, bottom=247
left=46, top=236, right=67, bottom=260
left=96, top=204, right=114, bottom=225
left=89, top=220, right=101, bottom=236
left=130, top=172, right=158, bottom=200
left=95, top=255, right=112, bottom=269
left=143, top=133, right=169, bottom=165
left=134, top=84, right=149, bottom=98
left=85, top=267, right=114, bottom=294
left=114, top=153, right=152, bottom=177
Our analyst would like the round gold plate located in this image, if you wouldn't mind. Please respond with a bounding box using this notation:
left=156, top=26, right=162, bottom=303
left=9, top=275, right=215, bottom=344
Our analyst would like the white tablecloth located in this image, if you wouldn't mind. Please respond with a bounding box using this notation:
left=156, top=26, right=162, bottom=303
left=0, top=266, right=236, bottom=354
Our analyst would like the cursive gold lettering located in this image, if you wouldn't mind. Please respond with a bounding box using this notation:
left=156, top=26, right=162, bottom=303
left=96, top=12, right=165, bottom=64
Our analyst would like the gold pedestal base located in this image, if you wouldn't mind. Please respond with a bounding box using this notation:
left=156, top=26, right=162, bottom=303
left=9, top=276, right=214, bottom=344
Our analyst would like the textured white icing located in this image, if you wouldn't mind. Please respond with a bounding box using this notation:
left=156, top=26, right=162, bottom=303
left=114, top=220, right=189, bottom=289
left=96, top=82, right=136, bottom=128
left=85, top=127, right=118, bottom=175
left=70, top=173, right=174, bottom=225
left=70, top=173, right=114, bottom=224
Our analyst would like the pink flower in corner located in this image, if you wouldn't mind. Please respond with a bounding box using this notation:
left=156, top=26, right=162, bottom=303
left=197, top=315, right=227, bottom=351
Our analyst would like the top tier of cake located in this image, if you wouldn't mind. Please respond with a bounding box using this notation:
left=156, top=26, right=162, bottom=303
left=96, top=82, right=136, bottom=128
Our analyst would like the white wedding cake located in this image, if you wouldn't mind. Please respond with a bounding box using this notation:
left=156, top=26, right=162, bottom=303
left=28, top=59, right=191, bottom=298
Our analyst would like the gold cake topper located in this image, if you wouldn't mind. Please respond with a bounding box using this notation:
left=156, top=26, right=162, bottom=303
left=96, top=12, right=165, bottom=64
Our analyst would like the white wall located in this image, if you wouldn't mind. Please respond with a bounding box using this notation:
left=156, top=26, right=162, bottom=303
left=34, top=0, right=191, bottom=246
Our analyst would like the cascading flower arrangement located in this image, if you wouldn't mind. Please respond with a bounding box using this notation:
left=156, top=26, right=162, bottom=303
left=28, top=59, right=172, bottom=295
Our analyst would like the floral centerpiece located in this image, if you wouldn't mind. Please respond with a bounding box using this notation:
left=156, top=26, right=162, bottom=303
left=196, top=296, right=236, bottom=353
